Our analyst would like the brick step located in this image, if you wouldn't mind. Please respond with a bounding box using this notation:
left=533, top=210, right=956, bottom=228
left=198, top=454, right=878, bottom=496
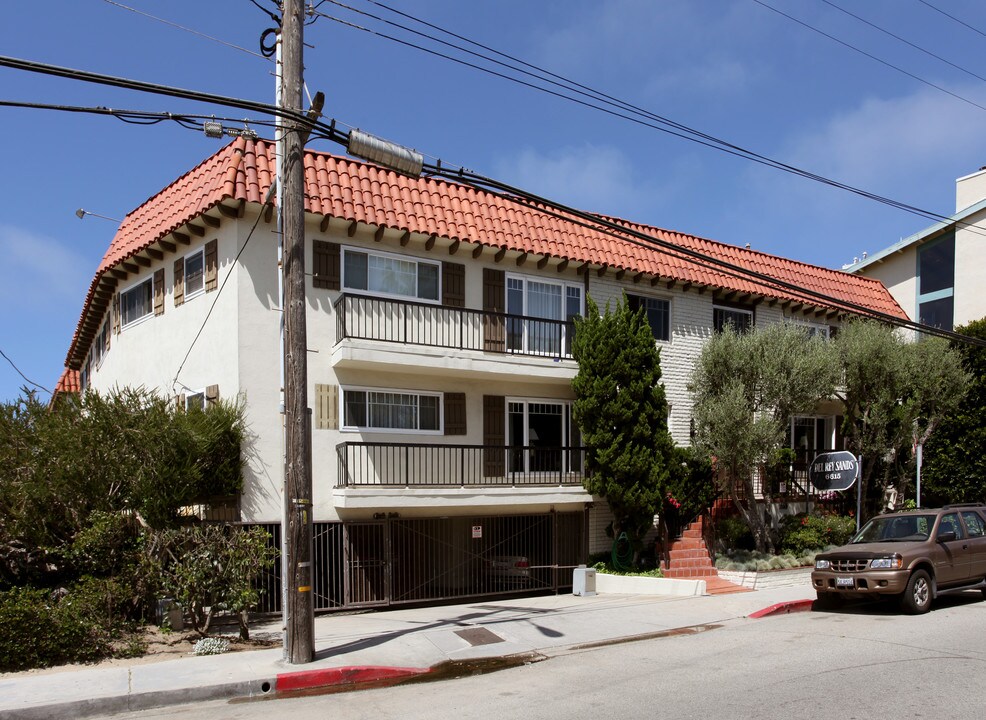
left=668, top=548, right=711, bottom=560
left=670, top=538, right=705, bottom=550
left=666, top=558, right=715, bottom=570
left=681, top=528, right=704, bottom=539
left=663, top=568, right=718, bottom=579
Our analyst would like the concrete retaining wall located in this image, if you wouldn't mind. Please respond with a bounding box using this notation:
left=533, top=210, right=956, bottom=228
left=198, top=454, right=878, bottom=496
left=595, top=573, right=706, bottom=597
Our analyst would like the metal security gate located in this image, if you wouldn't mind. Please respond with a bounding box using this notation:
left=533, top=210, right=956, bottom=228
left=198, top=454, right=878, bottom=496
left=249, top=510, right=586, bottom=614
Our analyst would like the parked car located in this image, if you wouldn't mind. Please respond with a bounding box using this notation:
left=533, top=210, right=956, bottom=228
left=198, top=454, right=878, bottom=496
left=486, top=555, right=531, bottom=586
left=812, top=504, right=986, bottom=614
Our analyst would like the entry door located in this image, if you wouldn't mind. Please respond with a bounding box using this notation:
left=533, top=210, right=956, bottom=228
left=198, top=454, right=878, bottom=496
left=344, top=522, right=390, bottom=607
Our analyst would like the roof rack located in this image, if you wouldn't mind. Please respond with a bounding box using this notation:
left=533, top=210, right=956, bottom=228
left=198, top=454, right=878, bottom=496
left=942, top=502, right=986, bottom=510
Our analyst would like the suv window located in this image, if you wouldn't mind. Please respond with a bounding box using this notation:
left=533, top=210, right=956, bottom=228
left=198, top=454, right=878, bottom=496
left=961, top=511, right=986, bottom=538
left=937, top=513, right=964, bottom=540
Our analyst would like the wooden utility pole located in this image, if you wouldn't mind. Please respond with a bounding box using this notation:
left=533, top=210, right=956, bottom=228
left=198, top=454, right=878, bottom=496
left=281, top=0, right=314, bottom=664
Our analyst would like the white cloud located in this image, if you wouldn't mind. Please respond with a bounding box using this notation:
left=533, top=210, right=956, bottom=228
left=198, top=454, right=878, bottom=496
left=492, top=143, right=660, bottom=218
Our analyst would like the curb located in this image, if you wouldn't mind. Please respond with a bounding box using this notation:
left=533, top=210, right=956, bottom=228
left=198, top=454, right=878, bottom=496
left=276, top=665, right=433, bottom=693
left=747, top=599, right=815, bottom=618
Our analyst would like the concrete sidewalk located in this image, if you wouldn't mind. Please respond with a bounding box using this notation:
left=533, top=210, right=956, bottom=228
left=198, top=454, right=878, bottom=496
left=0, top=585, right=814, bottom=719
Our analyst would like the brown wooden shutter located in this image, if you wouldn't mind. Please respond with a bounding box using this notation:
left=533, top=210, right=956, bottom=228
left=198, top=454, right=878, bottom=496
left=112, top=294, right=120, bottom=334
left=315, top=384, right=339, bottom=429
left=483, top=395, right=505, bottom=477
left=483, top=268, right=505, bottom=352
left=313, top=240, right=341, bottom=290
left=153, top=269, right=165, bottom=316
left=104, top=321, right=111, bottom=352
left=442, top=262, right=465, bottom=307
left=205, top=239, right=218, bottom=292
left=205, top=384, right=219, bottom=406
left=173, top=257, right=185, bottom=307
left=444, top=392, right=466, bottom=435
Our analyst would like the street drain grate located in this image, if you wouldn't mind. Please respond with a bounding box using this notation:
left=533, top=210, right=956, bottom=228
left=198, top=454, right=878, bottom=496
left=454, top=627, right=504, bottom=646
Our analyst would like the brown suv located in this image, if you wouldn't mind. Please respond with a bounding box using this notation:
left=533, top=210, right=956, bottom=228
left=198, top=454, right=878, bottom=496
left=811, top=504, right=986, bottom=614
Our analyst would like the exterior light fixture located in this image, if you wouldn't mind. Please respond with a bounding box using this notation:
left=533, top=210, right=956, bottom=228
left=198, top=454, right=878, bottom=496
left=75, top=208, right=121, bottom=223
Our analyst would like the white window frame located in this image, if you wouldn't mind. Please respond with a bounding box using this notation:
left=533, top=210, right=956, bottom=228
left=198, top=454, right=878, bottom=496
left=183, top=248, right=206, bottom=300
left=120, top=276, right=154, bottom=328
left=341, top=246, right=441, bottom=304
left=341, top=386, right=443, bottom=434
left=788, top=318, right=830, bottom=339
left=713, top=305, right=753, bottom=333
left=185, top=390, right=206, bottom=411
left=506, top=397, right=581, bottom=475
left=505, top=273, right=583, bottom=356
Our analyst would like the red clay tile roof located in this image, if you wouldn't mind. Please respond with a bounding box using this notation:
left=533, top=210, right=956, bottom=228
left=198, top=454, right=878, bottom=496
left=54, top=368, right=80, bottom=395
left=66, top=137, right=905, bottom=367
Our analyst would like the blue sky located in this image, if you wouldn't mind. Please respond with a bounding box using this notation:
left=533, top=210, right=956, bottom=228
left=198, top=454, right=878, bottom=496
left=3, top=0, right=986, bottom=403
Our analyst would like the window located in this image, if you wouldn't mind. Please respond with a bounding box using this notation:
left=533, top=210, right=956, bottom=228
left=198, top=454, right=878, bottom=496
left=343, top=388, right=441, bottom=432
left=961, top=511, right=985, bottom=538
left=937, top=513, right=963, bottom=540
left=91, top=322, right=109, bottom=367
left=184, top=249, right=205, bottom=298
left=789, top=319, right=830, bottom=339
left=185, top=391, right=206, bottom=411
left=628, top=294, right=670, bottom=341
left=505, top=275, right=582, bottom=356
left=120, top=278, right=153, bottom=327
left=343, top=248, right=439, bottom=302
left=507, top=399, right=581, bottom=473
left=791, top=416, right=834, bottom=465
left=713, top=305, right=753, bottom=333
left=917, top=234, right=955, bottom=331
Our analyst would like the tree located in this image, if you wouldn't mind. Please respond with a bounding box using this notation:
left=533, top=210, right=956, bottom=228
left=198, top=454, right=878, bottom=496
left=916, top=318, right=986, bottom=505
left=834, top=319, right=968, bottom=517
left=572, top=295, right=677, bottom=562
left=690, top=323, right=838, bottom=553
left=0, top=387, right=246, bottom=587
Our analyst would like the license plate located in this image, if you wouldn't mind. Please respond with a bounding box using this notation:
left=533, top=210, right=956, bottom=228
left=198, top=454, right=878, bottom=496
left=836, top=576, right=854, bottom=588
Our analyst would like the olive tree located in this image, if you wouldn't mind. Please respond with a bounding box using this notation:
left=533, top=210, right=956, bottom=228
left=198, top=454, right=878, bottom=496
left=835, top=319, right=968, bottom=515
left=690, top=323, right=838, bottom=553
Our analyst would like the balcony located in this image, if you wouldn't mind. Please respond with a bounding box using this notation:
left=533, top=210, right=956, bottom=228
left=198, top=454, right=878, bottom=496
left=331, top=294, right=578, bottom=381
left=336, top=441, right=587, bottom=489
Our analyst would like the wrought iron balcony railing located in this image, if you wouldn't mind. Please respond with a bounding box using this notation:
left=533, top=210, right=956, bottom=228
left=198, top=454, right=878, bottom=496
left=334, top=293, right=577, bottom=359
left=337, top=441, right=587, bottom=488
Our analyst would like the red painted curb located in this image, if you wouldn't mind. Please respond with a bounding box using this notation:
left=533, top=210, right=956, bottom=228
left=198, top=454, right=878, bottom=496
left=275, top=665, right=432, bottom=692
left=748, top=599, right=815, bottom=619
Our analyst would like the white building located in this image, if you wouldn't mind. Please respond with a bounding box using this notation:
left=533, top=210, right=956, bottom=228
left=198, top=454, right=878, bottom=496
left=846, top=167, right=986, bottom=331
left=60, top=138, right=904, bottom=609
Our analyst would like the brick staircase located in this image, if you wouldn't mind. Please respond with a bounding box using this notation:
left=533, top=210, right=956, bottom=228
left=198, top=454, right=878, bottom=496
left=661, top=516, right=717, bottom=578
left=660, top=517, right=749, bottom=594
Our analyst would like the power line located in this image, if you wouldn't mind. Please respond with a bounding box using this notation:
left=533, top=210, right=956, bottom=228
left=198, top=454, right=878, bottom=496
left=916, top=0, right=986, bottom=41
left=101, top=0, right=272, bottom=62
left=0, top=100, right=278, bottom=133
left=305, top=6, right=986, bottom=241
left=0, top=348, right=51, bottom=396
left=422, top=161, right=986, bottom=348
left=819, top=0, right=986, bottom=84
left=752, top=0, right=986, bottom=113
left=3, top=53, right=982, bottom=347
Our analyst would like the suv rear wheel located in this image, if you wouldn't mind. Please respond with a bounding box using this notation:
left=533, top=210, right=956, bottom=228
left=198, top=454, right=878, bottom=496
left=900, top=569, right=932, bottom=614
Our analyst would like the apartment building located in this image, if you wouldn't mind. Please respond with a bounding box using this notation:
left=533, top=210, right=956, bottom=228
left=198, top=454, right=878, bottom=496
left=61, top=137, right=904, bottom=609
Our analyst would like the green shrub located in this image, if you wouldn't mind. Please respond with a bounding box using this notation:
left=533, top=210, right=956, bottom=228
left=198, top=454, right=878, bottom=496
left=778, top=513, right=855, bottom=555
left=157, top=525, right=277, bottom=639
left=714, top=549, right=818, bottom=572
left=592, top=561, right=663, bottom=578
left=715, top=515, right=755, bottom=552
left=0, top=586, right=110, bottom=671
